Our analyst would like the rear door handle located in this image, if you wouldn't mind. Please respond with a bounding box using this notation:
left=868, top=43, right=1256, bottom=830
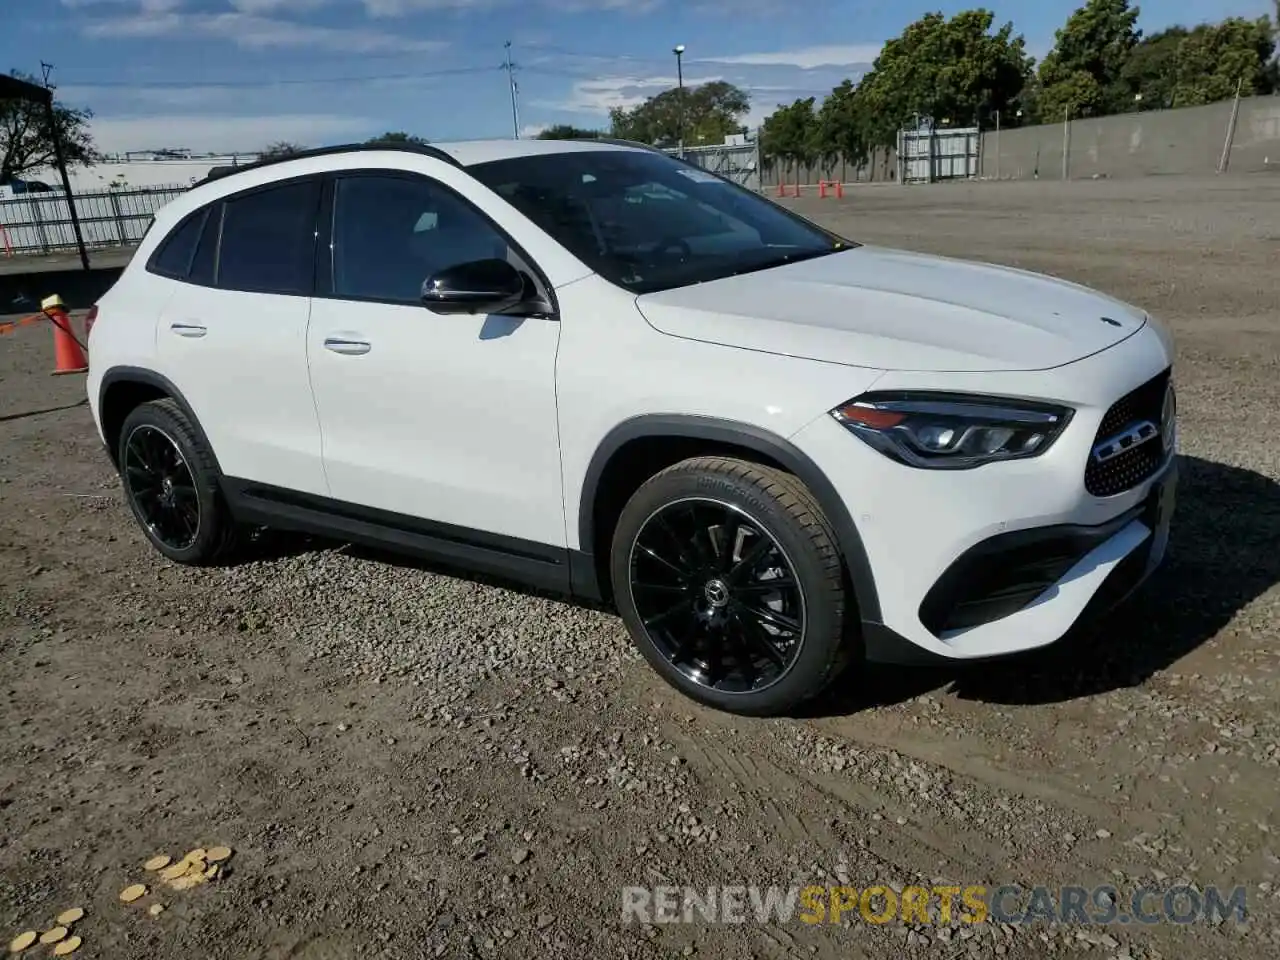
left=323, top=337, right=372, bottom=356
left=170, top=322, right=207, bottom=338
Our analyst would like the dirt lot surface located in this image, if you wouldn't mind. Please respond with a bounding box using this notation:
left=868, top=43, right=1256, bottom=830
left=3, top=176, right=1279, bottom=960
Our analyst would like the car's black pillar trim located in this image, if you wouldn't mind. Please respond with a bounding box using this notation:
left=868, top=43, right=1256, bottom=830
left=578, top=414, right=882, bottom=622
left=98, top=366, right=223, bottom=473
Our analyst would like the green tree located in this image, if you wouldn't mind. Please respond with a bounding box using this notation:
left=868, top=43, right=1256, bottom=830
left=0, top=70, right=96, bottom=183
left=1171, top=17, right=1276, bottom=105
left=536, top=124, right=602, bottom=140
left=852, top=9, right=1033, bottom=147
left=260, top=141, right=306, bottom=159
left=760, top=97, right=819, bottom=176
left=1120, top=26, right=1187, bottom=109
left=1037, top=0, right=1142, bottom=119
left=814, top=80, right=871, bottom=170
left=366, top=131, right=429, bottom=145
left=609, top=81, right=750, bottom=148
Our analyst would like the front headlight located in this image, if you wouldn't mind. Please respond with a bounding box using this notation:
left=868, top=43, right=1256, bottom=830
left=831, top=392, right=1074, bottom=470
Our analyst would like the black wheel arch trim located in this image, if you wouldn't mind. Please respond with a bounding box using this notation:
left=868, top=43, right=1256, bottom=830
left=97, top=366, right=223, bottom=475
left=578, top=414, right=882, bottom=622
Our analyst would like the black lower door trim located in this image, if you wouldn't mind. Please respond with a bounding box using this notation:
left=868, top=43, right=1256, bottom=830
left=221, top=477, right=583, bottom=596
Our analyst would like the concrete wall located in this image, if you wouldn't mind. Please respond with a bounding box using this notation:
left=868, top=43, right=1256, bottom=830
left=1, top=265, right=124, bottom=313
left=981, top=96, right=1280, bottom=180
left=760, top=146, right=900, bottom=187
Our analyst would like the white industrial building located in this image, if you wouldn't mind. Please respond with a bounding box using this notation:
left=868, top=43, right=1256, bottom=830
left=6, top=150, right=264, bottom=196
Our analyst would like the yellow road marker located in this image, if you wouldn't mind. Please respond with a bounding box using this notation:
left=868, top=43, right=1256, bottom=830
left=54, top=909, right=83, bottom=926
left=144, top=855, right=172, bottom=871
left=8, top=931, right=37, bottom=953
left=119, top=884, right=147, bottom=903
left=52, top=936, right=82, bottom=956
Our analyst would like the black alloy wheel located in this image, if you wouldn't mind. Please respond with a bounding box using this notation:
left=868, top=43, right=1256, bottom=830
left=123, top=424, right=200, bottom=550
left=611, top=456, right=852, bottom=717
left=629, top=498, right=805, bottom=694
left=116, top=398, right=241, bottom=565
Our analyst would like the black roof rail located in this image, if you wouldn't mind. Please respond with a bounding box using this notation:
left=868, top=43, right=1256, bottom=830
left=193, top=141, right=463, bottom=187
left=587, top=136, right=669, bottom=154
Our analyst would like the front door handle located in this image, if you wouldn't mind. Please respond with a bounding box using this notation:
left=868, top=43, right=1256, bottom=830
left=170, top=322, right=207, bottom=338
left=323, top=337, right=372, bottom=356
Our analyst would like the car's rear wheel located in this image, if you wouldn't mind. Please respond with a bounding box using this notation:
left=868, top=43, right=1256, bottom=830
left=116, top=399, right=240, bottom=565
left=610, top=456, right=851, bottom=716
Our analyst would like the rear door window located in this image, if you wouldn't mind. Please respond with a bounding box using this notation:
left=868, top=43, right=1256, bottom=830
left=216, top=178, right=321, bottom=295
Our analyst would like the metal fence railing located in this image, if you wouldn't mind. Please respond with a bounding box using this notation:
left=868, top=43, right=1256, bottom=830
left=0, top=184, right=189, bottom=257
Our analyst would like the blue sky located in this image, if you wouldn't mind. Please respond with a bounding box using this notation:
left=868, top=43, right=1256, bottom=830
left=2, top=0, right=1271, bottom=154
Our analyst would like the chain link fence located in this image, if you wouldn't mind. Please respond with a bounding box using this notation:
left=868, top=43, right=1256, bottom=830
left=0, top=184, right=188, bottom=257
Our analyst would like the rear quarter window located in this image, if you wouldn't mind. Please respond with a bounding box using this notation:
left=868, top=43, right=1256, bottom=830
left=145, top=208, right=208, bottom=280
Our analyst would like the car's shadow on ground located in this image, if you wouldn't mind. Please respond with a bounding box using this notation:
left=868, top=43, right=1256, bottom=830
left=805, top=454, right=1280, bottom=716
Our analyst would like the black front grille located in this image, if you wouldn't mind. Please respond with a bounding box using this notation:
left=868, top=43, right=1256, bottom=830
left=1084, top=368, right=1171, bottom=497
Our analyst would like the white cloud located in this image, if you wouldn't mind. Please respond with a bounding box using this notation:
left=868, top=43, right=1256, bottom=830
left=230, top=0, right=330, bottom=12
left=698, top=44, right=881, bottom=70
left=360, top=0, right=496, bottom=13
left=545, top=0, right=663, bottom=11
left=87, top=113, right=371, bottom=154
left=60, top=0, right=181, bottom=9
left=81, top=10, right=446, bottom=52
left=519, top=123, right=547, bottom=138
left=536, top=73, right=728, bottom=115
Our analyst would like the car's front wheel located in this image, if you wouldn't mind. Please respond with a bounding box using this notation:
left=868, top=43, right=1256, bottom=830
left=610, top=457, right=851, bottom=716
left=116, top=398, right=240, bottom=566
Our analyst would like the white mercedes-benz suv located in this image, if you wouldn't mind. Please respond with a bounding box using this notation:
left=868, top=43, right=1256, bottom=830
left=86, top=138, right=1177, bottom=716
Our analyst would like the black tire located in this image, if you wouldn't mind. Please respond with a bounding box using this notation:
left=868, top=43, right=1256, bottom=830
left=610, top=456, right=852, bottom=717
left=116, top=398, right=240, bottom=566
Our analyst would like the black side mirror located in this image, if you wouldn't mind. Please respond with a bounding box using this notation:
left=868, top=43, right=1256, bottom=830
left=421, top=258, right=527, bottom=315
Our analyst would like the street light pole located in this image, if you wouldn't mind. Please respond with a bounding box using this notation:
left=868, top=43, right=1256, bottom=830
left=673, top=44, right=685, bottom=157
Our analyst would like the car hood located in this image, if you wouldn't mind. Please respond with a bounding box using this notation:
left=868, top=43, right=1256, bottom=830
left=633, top=246, right=1146, bottom=373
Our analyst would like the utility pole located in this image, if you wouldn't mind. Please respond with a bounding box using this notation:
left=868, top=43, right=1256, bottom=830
left=503, top=41, right=520, bottom=139
left=40, top=62, right=90, bottom=271
left=673, top=44, right=686, bottom=157
left=1218, top=77, right=1244, bottom=174
left=1061, top=103, right=1071, bottom=181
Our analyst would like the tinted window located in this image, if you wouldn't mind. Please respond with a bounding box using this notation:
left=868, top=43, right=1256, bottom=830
left=149, top=209, right=206, bottom=278
left=189, top=203, right=221, bottom=286
left=330, top=175, right=509, bottom=303
left=468, top=150, right=851, bottom=294
left=216, top=179, right=319, bottom=295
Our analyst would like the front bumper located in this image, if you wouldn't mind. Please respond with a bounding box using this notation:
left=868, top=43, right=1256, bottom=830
left=860, top=458, right=1175, bottom=663
left=789, top=321, right=1176, bottom=663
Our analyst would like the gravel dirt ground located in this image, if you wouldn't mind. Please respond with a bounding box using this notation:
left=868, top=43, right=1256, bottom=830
left=3, top=175, right=1279, bottom=960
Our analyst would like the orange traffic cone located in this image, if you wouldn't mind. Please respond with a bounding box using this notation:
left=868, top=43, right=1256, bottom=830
left=42, top=294, right=89, bottom=376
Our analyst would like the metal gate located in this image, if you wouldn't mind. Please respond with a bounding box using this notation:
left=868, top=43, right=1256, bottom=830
left=897, top=124, right=979, bottom=184
left=663, top=141, right=761, bottom=191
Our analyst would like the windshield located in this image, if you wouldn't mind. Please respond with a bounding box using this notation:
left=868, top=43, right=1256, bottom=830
left=467, top=149, right=854, bottom=294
